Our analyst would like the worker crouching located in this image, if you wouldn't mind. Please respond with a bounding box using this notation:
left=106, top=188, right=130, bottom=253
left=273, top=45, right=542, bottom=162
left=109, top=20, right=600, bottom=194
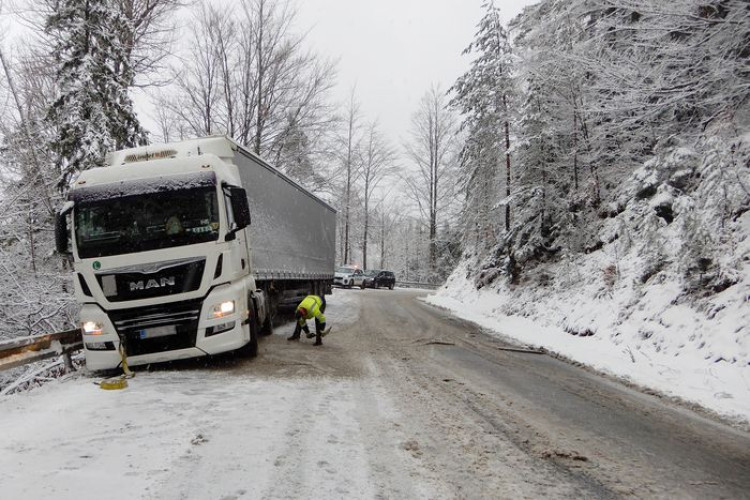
left=288, top=294, right=330, bottom=346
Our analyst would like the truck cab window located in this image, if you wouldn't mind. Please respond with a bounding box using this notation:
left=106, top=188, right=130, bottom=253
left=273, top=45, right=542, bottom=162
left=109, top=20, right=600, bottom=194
left=74, top=186, right=220, bottom=258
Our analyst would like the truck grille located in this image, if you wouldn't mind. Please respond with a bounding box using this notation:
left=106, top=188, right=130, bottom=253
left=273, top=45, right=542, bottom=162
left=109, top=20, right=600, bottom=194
left=96, top=258, right=206, bottom=302
left=108, top=298, right=203, bottom=356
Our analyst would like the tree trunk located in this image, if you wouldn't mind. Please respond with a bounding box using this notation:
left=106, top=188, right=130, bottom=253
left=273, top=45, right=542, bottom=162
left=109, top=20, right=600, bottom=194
left=28, top=208, right=37, bottom=275
left=363, top=180, right=369, bottom=269
left=504, top=95, right=511, bottom=232
left=429, top=108, right=438, bottom=276
left=344, top=109, right=354, bottom=264
left=254, top=0, right=265, bottom=155
left=380, top=222, right=386, bottom=268
left=573, top=108, right=579, bottom=193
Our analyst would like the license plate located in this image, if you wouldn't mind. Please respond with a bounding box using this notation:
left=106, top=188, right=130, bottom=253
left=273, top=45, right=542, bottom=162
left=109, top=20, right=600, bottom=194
left=138, top=325, right=177, bottom=339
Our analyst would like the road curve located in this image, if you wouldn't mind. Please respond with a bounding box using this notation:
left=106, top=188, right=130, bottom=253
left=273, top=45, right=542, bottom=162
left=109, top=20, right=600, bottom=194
left=248, top=287, right=750, bottom=499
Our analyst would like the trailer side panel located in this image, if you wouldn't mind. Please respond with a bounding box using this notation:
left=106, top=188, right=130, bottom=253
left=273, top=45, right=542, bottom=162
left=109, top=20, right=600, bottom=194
left=234, top=148, right=336, bottom=282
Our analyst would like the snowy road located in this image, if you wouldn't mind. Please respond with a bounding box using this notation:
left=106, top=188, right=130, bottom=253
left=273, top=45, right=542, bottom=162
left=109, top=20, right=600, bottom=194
left=1, top=288, right=749, bottom=499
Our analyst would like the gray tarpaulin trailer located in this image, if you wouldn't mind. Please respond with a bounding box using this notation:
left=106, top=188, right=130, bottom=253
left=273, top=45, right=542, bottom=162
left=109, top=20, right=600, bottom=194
left=232, top=139, right=336, bottom=305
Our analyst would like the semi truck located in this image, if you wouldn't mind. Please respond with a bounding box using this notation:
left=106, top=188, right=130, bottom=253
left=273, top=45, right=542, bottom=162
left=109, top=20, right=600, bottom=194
left=55, top=136, right=336, bottom=371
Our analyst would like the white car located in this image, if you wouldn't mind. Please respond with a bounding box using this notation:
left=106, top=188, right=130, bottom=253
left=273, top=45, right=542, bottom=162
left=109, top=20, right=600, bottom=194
left=334, top=266, right=365, bottom=288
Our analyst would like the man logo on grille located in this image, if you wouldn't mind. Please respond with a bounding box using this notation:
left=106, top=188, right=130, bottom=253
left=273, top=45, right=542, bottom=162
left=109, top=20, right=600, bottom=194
left=129, top=276, right=176, bottom=292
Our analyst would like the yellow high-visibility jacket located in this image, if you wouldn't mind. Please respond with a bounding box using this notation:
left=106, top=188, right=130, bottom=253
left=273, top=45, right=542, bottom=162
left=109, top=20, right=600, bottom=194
left=296, top=295, right=326, bottom=326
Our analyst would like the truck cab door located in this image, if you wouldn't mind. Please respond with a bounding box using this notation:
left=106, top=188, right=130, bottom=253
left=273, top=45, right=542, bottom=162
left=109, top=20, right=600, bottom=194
left=223, top=185, right=251, bottom=273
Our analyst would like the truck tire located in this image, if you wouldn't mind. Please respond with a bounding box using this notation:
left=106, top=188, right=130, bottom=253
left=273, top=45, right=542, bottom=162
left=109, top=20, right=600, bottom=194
left=252, top=296, right=273, bottom=336
left=260, top=312, right=273, bottom=336
left=360, top=282, right=366, bottom=290
left=238, top=316, right=259, bottom=357
left=389, top=283, right=394, bottom=290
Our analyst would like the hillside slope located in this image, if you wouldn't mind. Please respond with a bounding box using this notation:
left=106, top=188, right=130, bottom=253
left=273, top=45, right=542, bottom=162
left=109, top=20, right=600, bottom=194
left=428, top=136, right=750, bottom=425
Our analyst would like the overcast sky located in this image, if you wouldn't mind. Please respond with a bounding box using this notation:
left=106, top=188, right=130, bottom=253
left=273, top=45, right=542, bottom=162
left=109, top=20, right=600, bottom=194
left=295, top=0, right=539, bottom=143
left=0, top=0, right=540, bottom=146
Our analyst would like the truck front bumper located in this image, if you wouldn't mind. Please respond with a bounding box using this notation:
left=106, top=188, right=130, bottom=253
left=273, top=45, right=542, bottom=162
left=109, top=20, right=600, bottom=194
left=81, top=281, right=250, bottom=371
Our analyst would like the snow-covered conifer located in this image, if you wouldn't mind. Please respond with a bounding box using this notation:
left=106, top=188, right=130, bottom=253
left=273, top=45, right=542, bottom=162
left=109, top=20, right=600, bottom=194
left=450, top=1, right=515, bottom=258
left=45, top=0, right=147, bottom=190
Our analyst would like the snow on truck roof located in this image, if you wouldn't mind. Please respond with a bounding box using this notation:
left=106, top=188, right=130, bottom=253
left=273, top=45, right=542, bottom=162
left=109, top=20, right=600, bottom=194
left=73, top=136, right=242, bottom=189
left=69, top=171, right=217, bottom=203
left=72, top=135, right=337, bottom=213
left=106, top=135, right=240, bottom=167
left=75, top=155, right=220, bottom=185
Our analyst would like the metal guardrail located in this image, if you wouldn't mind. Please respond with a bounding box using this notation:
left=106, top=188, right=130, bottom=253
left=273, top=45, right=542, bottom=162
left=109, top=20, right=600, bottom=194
left=398, top=281, right=442, bottom=290
left=0, top=329, right=82, bottom=373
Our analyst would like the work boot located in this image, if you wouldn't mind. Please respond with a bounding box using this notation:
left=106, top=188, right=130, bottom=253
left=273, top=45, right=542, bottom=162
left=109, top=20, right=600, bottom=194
left=305, top=332, right=315, bottom=339
left=313, top=339, right=322, bottom=346
left=287, top=334, right=300, bottom=341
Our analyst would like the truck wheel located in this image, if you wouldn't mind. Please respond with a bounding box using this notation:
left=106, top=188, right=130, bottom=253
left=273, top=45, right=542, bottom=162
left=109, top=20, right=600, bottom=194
left=252, top=296, right=273, bottom=336
left=260, top=312, right=273, bottom=336
left=389, top=283, right=394, bottom=290
left=360, top=282, right=366, bottom=289
left=238, top=317, right=258, bottom=357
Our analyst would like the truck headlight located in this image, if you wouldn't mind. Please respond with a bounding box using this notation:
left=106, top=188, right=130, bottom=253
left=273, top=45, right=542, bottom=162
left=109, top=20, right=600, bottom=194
left=82, top=321, right=103, bottom=335
left=208, top=300, right=235, bottom=319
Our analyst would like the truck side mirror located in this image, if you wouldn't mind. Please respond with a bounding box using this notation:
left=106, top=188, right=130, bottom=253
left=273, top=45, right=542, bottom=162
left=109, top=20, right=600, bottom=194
left=228, top=186, right=251, bottom=230
left=55, top=204, right=73, bottom=256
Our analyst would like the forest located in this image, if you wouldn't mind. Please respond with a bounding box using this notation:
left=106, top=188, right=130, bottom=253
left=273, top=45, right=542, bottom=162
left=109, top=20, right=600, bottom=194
left=0, top=0, right=748, bottom=343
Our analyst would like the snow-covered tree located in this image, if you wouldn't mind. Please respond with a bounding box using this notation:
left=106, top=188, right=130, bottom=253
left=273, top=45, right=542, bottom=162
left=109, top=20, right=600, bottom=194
left=404, top=86, right=461, bottom=280
left=45, top=0, right=147, bottom=190
left=331, top=89, right=363, bottom=265
left=435, top=0, right=748, bottom=292
left=115, top=0, right=182, bottom=87
left=163, top=0, right=336, bottom=170
left=451, top=0, right=515, bottom=257
left=0, top=44, right=76, bottom=337
left=357, top=121, right=396, bottom=269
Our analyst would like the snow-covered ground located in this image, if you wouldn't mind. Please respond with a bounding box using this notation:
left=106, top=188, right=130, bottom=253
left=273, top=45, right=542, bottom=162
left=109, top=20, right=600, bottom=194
left=0, top=291, right=444, bottom=499
left=0, top=371, right=409, bottom=499
left=425, top=235, right=750, bottom=427
left=1, top=283, right=747, bottom=498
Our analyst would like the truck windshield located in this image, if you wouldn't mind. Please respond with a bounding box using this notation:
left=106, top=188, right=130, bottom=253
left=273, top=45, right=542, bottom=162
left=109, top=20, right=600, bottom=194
left=74, top=187, right=220, bottom=258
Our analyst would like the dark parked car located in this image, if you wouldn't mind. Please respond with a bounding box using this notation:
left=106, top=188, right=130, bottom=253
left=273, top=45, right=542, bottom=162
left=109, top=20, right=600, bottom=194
left=361, top=270, right=378, bottom=288
left=367, top=270, right=396, bottom=290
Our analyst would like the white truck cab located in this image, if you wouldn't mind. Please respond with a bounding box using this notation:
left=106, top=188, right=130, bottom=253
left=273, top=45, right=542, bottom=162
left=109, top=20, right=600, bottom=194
left=56, top=137, right=335, bottom=371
